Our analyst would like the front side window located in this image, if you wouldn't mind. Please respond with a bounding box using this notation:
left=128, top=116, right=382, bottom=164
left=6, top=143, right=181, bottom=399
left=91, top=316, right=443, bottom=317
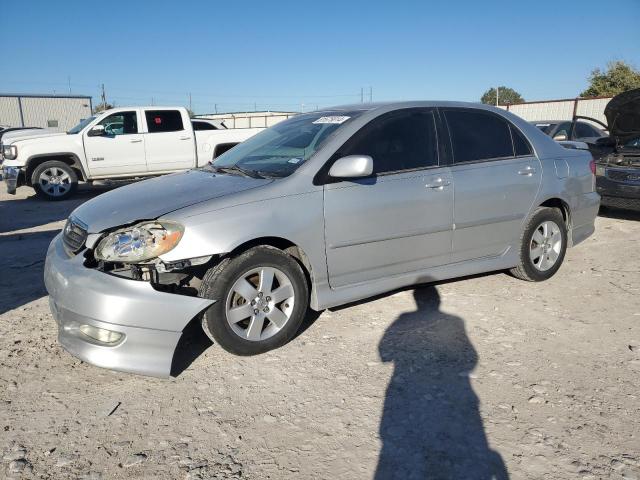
left=337, top=109, right=438, bottom=174
left=145, top=110, right=184, bottom=133
left=444, top=109, right=514, bottom=163
left=96, top=112, right=138, bottom=135
left=212, top=111, right=362, bottom=178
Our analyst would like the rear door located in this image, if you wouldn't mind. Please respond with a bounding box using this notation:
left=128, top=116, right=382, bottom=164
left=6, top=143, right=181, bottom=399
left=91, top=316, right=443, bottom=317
left=143, top=109, right=195, bottom=172
left=441, top=108, right=541, bottom=262
left=83, top=110, right=146, bottom=176
left=323, top=108, right=454, bottom=288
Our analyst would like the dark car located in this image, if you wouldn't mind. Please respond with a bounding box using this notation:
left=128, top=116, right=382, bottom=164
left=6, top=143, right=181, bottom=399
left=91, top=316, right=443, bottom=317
left=532, top=119, right=606, bottom=143
left=594, top=89, right=640, bottom=210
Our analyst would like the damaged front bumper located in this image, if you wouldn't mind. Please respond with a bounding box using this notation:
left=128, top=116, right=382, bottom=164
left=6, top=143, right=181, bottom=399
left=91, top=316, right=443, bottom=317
left=44, top=234, right=214, bottom=377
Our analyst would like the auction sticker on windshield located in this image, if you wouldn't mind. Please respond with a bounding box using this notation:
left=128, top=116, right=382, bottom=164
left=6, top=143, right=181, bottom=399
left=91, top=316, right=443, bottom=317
left=312, top=116, right=350, bottom=124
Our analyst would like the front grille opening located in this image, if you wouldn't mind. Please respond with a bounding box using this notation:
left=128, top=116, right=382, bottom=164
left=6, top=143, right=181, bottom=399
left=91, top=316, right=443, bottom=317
left=62, top=218, right=88, bottom=254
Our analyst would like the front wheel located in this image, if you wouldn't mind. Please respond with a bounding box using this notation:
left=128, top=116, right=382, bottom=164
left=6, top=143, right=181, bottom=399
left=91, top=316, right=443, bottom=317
left=510, top=207, right=567, bottom=282
left=199, top=246, right=309, bottom=355
left=31, top=161, right=78, bottom=200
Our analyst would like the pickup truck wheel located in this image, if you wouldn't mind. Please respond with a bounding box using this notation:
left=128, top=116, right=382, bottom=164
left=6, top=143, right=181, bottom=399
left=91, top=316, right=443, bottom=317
left=510, top=207, right=567, bottom=282
left=31, top=161, right=77, bottom=201
left=199, top=246, right=309, bottom=355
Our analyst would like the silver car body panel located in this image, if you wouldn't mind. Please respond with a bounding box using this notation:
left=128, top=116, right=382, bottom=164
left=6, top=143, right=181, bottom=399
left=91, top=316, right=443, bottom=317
left=44, top=101, right=600, bottom=376
left=45, top=234, right=214, bottom=377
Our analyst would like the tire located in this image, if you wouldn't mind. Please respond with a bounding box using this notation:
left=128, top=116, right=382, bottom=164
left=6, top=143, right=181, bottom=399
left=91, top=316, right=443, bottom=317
left=31, top=161, right=78, bottom=201
left=199, top=246, right=309, bottom=355
left=510, top=207, right=567, bottom=282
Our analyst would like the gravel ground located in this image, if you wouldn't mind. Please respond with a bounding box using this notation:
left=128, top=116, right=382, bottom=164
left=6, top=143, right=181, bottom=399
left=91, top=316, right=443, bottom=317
left=1, top=183, right=639, bottom=480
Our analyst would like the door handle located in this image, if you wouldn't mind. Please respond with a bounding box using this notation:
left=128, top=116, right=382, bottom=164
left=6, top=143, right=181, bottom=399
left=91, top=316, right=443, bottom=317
left=130, top=139, right=142, bottom=143
left=179, top=136, right=192, bottom=140
left=518, top=166, right=536, bottom=176
left=425, top=178, right=451, bottom=189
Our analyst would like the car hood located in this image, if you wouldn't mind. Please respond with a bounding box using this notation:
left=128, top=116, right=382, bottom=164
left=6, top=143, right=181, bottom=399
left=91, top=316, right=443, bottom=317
left=604, top=88, right=640, bottom=145
left=72, top=169, right=273, bottom=233
left=3, top=130, right=64, bottom=144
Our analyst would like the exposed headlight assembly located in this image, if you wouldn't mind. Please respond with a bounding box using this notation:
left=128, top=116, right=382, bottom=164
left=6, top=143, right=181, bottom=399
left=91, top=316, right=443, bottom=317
left=2, top=145, right=17, bottom=160
left=95, top=221, right=184, bottom=263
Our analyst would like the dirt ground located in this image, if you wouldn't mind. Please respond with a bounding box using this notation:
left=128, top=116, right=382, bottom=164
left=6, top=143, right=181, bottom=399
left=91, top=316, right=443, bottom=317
left=1, top=182, right=639, bottom=480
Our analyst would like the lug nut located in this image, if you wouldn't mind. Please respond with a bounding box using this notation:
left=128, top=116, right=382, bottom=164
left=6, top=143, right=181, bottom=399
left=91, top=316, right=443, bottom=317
left=251, top=300, right=256, bottom=306
left=263, top=307, right=269, bottom=313
left=258, top=292, right=263, bottom=298
left=284, top=303, right=289, bottom=308
left=254, top=309, right=259, bottom=315
left=266, top=296, right=271, bottom=302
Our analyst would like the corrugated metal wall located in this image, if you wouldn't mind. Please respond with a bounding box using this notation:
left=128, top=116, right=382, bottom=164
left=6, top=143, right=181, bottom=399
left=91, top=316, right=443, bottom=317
left=0, top=97, right=23, bottom=127
left=499, top=97, right=612, bottom=125
left=0, top=96, right=92, bottom=131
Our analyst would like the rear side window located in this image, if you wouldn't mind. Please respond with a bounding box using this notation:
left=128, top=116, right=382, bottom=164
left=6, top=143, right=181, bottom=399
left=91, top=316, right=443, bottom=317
left=510, top=126, right=533, bottom=156
left=338, top=109, right=438, bottom=174
left=444, top=109, right=514, bottom=163
left=575, top=122, right=599, bottom=138
left=145, top=110, right=184, bottom=133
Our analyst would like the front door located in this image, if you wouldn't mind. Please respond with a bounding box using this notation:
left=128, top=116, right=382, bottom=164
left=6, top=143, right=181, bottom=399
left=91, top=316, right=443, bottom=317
left=323, top=108, right=454, bottom=288
left=83, top=110, right=146, bottom=176
left=441, top=108, right=542, bottom=262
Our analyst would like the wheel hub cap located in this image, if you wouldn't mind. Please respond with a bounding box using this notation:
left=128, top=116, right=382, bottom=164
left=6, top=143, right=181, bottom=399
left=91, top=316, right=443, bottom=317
left=529, top=220, right=562, bottom=272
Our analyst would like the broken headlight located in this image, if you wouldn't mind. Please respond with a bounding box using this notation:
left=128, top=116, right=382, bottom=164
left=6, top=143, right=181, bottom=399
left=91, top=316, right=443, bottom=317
left=94, top=221, right=184, bottom=264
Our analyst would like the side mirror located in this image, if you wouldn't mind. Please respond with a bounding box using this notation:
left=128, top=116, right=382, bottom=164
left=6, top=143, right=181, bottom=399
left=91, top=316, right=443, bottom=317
left=553, top=133, right=568, bottom=141
left=329, top=155, right=373, bottom=179
left=88, top=125, right=106, bottom=137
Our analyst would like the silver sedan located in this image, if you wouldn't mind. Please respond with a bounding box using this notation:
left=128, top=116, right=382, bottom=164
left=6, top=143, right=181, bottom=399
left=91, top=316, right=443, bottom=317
left=45, top=101, right=600, bottom=377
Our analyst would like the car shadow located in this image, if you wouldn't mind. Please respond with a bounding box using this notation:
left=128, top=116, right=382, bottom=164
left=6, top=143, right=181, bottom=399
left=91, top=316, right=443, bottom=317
left=599, top=205, right=640, bottom=221
left=0, top=183, right=116, bottom=233
left=375, top=285, right=509, bottom=479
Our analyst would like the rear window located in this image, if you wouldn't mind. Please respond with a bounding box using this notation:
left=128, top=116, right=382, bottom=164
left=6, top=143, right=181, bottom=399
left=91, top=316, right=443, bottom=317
left=444, top=109, right=514, bottom=163
left=192, top=121, right=217, bottom=131
left=145, top=110, right=184, bottom=133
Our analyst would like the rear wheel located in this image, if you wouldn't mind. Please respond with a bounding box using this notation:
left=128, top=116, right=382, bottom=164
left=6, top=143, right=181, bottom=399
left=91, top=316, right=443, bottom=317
left=199, top=246, right=309, bottom=355
left=31, top=161, right=77, bottom=200
left=510, top=207, right=567, bottom=282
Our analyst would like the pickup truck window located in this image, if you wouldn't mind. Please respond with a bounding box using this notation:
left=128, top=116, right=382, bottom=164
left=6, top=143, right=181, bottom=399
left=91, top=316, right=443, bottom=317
left=192, top=120, right=217, bottom=131
left=146, top=110, right=184, bottom=133
left=97, top=112, right=139, bottom=135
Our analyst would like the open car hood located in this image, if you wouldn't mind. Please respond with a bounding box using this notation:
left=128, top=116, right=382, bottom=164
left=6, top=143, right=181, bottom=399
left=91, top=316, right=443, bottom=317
left=604, top=88, right=640, bottom=146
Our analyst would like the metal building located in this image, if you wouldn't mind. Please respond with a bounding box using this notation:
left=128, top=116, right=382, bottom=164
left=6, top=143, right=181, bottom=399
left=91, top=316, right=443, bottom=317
left=499, top=96, right=612, bottom=126
left=0, top=93, right=93, bottom=132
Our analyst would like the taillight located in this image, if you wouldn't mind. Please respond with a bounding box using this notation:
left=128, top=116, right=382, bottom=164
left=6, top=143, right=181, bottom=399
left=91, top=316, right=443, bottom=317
left=589, top=159, right=596, bottom=175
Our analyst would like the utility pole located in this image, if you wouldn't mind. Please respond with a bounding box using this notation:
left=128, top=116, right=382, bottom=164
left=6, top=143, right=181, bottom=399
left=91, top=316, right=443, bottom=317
left=496, top=86, right=499, bottom=107
left=151, top=97, right=155, bottom=106
left=214, top=103, right=218, bottom=114
left=360, top=87, right=364, bottom=103
left=67, top=76, right=71, bottom=94
left=101, top=83, right=106, bottom=107
left=369, top=86, right=373, bottom=102
left=189, top=93, right=192, bottom=112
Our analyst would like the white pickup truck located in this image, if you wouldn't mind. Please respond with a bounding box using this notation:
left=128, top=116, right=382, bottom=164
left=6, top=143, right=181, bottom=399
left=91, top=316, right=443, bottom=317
left=0, top=106, right=262, bottom=200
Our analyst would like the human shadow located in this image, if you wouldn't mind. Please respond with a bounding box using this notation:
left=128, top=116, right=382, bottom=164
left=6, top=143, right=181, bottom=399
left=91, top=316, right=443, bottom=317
left=375, top=286, right=508, bottom=480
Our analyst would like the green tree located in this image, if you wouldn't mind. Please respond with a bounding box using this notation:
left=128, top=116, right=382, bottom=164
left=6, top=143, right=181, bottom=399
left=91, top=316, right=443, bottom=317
left=581, top=61, right=640, bottom=97
left=480, top=86, right=524, bottom=106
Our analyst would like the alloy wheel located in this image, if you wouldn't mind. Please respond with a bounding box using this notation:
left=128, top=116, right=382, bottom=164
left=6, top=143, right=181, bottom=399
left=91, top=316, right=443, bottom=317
left=529, top=220, right=562, bottom=271
left=225, top=266, right=295, bottom=341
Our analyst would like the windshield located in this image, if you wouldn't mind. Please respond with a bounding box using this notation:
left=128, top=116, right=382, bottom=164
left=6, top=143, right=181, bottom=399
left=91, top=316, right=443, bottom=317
left=211, top=111, right=362, bottom=178
left=67, top=116, right=96, bottom=134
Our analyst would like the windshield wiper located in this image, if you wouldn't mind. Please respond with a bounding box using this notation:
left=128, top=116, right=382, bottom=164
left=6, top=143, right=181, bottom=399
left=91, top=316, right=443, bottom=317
left=211, top=165, right=264, bottom=179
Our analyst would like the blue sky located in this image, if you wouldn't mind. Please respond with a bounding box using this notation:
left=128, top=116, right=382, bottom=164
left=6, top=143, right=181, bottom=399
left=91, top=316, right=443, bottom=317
left=1, top=0, right=638, bottom=114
